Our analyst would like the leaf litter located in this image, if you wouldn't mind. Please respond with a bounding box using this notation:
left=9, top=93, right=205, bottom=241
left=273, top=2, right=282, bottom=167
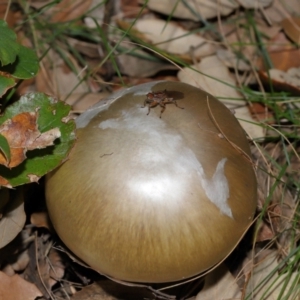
left=1, top=0, right=300, bottom=299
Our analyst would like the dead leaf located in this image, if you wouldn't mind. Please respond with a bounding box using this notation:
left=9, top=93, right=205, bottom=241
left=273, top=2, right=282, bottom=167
left=0, top=271, right=42, bottom=300
left=281, top=17, right=300, bottom=44
left=259, top=67, right=300, bottom=95
left=0, top=176, right=10, bottom=187
left=0, top=112, right=61, bottom=168
left=178, top=55, right=265, bottom=139
left=118, top=19, right=215, bottom=61
left=264, top=0, right=300, bottom=23
left=10, top=249, right=30, bottom=273
left=238, top=0, right=273, bottom=9
left=65, top=92, right=110, bottom=113
left=117, top=40, right=178, bottom=78
left=144, top=0, right=238, bottom=21
left=257, top=49, right=300, bottom=71
left=36, top=48, right=94, bottom=97
left=48, top=248, right=65, bottom=288
left=217, top=49, right=251, bottom=71
left=196, top=264, right=241, bottom=300
left=0, top=189, right=25, bottom=249
left=245, top=250, right=300, bottom=299
left=50, top=0, right=93, bottom=22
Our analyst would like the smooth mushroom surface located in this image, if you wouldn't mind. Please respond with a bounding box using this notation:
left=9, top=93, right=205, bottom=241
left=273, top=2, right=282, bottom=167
left=46, top=81, right=257, bottom=283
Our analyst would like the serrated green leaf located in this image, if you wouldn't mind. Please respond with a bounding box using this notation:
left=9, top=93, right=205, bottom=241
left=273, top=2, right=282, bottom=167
left=0, top=73, right=16, bottom=97
left=0, top=134, right=10, bottom=163
left=0, top=20, right=20, bottom=66
left=0, top=92, right=76, bottom=187
left=0, top=45, right=39, bottom=79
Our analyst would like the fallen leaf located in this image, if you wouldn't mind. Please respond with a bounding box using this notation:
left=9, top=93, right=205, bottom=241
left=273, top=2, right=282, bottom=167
left=144, top=0, right=238, bottom=21
left=118, top=19, right=215, bottom=61
left=245, top=250, right=300, bottom=299
left=0, top=189, right=25, bottom=249
left=0, top=271, right=42, bottom=300
left=9, top=249, right=30, bottom=272
left=196, top=264, right=241, bottom=300
left=259, top=67, right=300, bottom=95
left=238, top=0, right=273, bottom=9
left=263, top=0, right=300, bottom=24
left=117, top=40, right=178, bottom=78
left=0, top=112, right=61, bottom=168
left=257, top=49, right=300, bottom=72
left=49, top=0, right=93, bottom=23
left=217, top=49, right=251, bottom=71
left=178, top=55, right=265, bottom=139
left=65, top=92, right=110, bottom=113
left=281, top=17, right=300, bottom=45
left=36, top=48, right=93, bottom=97
left=48, top=248, right=65, bottom=288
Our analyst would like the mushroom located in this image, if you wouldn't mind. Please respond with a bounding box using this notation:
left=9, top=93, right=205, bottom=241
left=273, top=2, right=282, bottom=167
left=45, top=81, right=257, bottom=283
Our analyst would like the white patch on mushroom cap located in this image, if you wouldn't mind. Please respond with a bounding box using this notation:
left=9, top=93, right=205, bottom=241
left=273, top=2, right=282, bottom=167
left=76, top=81, right=159, bottom=128
left=98, top=107, right=232, bottom=218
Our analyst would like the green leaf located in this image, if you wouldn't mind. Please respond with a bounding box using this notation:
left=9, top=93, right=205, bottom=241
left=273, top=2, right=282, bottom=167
left=0, top=45, right=39, bottom=79
left=0, top=72, right=16, bottom=97
left=0, top=134, right=10, bottom=163
left=0, top=20, right=20, bottom=66
left=0, top=92, right=76, bottom=187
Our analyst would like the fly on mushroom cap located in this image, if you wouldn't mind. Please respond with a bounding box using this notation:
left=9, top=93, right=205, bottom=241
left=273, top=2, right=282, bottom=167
left=46, top=81, right=257, bottom=283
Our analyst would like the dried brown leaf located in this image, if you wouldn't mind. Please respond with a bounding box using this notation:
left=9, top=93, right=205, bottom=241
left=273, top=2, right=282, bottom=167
left=0, top=271, right=42, bottom=300
left=0, top=112, right=61, bottom=168
left=50, top=0, right=93, bottom=22
left=281, top=17, right=300, bottom=44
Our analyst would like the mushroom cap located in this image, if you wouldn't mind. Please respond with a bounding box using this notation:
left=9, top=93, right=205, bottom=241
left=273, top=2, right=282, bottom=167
left=46, top=81, right=257, bottom=283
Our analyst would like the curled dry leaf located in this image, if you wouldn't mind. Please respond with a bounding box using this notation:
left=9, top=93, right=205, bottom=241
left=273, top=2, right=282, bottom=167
left=118, top=19, right=215, bottom=61
left=0, top=189, right=25, bottom=249
left=0, top=112, right=61, bottom=168
left=144, top=0, right=238, bottom=21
